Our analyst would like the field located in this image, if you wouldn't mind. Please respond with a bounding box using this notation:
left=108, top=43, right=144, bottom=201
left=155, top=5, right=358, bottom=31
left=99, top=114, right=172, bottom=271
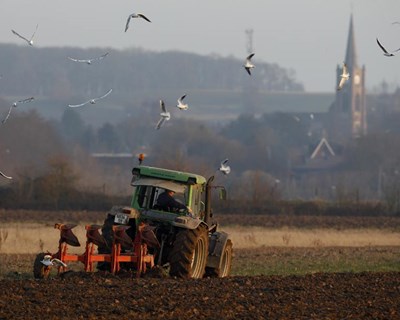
left=1, top=210, right=400, bottom=319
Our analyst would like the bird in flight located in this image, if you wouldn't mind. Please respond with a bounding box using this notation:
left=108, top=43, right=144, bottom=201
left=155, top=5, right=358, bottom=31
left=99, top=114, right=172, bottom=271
left=2, top=97, right=34, bottom=124
left=376, top=38, right=399, bottom=57
left=67, top=52, right=109, bottom=65
left=337, top=62, right=350, bottom=91
left=68, top=89, right=113, bottom=108
left=11, top=24, right=38, bottom=46
left=40, top=255, right=67, bottom=268
left=243, top=53, right=255, bottom=75
left=176, top=94, right=189, bottom=110
left=125, top=13, right=151, bottom=32
left=219, top=159, right=231, bottom=175
left=156, top=100, right=171, bottom=130
left=0, top=170, right=12, bottom=180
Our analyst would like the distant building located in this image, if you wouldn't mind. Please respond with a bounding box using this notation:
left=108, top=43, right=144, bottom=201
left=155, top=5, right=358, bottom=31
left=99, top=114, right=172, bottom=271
left=329, top=14, right=367, bottom=143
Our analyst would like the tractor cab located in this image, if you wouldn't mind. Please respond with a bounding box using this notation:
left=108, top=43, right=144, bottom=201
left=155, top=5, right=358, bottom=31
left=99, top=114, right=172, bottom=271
left=130, top=166, right=207, bottom=221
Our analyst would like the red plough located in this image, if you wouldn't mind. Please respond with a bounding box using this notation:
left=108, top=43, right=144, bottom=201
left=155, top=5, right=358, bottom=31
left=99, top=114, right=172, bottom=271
left=33, top=222, right=154, bottom=279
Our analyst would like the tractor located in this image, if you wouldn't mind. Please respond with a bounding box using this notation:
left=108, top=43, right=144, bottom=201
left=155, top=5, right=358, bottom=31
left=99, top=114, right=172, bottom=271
left=33, top=165, right=233, bottom=279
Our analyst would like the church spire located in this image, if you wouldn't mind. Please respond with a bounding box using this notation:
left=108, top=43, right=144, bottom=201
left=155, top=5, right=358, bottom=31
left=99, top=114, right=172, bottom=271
left=345, top=14, right=357, bottom=69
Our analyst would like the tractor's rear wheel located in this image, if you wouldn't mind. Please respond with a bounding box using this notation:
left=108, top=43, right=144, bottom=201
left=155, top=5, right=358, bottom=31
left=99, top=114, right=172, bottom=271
left=205, top=239, right=233, bottom=278
left=169, top=225, right=208, bottom=279
left=33, top=252, right=51, bottom=279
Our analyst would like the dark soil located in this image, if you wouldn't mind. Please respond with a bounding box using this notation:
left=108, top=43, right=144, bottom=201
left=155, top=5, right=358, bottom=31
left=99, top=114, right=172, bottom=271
left=0, top=271, right=399, bottom=319
left=1, top=211, right=400, bottom=319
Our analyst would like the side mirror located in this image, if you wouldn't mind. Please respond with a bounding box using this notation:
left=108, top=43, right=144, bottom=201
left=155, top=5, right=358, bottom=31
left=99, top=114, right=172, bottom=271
left=219, top=188, right=227, bottom=200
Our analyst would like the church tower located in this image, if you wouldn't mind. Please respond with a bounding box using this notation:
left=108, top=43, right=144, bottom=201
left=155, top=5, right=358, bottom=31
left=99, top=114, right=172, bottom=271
left=330, top=15, right=367, bottom=143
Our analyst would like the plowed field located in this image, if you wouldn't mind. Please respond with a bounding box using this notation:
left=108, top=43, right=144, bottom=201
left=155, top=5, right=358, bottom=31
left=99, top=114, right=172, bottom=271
left=1, top=211, right=400, bottom=319
left=0, top=270, right=399, bottom=319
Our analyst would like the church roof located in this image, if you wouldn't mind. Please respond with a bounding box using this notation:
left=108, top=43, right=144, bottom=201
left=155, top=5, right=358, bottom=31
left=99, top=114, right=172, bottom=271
left=345, top=14, right=358, bottom=70
left=310, top=137, right=335, bottom=160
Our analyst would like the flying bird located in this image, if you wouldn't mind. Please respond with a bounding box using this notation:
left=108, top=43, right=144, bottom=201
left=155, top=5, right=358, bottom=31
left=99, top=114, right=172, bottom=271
left=40, top=255, right=67, bottom=268
left=155, top=100, right=171, bottom=130
left=68, top=89, right=112, bottom=108
left=219, top=159, right=231, bottom=175
left=376, top=38, right=398, bottom=57
left=243, top=53, right=255, bottom=75
left=337, top=62, right=350, bottom=91
left=125, top=13, right=151, bottom=32
left=2, top=97, right=34, bottom=124
left=67, top=52, right=109, bottom=65
left=176, top=94, right=189, bottom=110
left=0, top=170, right=12, bottom=180
left=11, top=24, right=38, bottom=46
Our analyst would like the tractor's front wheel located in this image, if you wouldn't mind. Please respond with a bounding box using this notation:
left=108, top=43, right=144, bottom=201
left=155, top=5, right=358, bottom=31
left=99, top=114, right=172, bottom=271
left=205, top=239, right=233, bottom=278
left=33, top=252, right=51, bottom=279
left=169, top=225, right=209, bottom=279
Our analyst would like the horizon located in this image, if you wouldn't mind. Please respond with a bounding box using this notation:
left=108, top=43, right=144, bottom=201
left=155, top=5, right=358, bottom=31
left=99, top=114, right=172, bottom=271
left=1, top=0, right=400, bottom=93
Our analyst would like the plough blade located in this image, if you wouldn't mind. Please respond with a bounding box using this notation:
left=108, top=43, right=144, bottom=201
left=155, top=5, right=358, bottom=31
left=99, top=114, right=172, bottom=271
left=54, top=223, right=81, bottom=247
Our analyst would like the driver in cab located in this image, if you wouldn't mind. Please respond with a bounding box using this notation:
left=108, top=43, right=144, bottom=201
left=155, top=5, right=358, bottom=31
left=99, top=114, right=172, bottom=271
left=155, top=189, right=192, bottom=214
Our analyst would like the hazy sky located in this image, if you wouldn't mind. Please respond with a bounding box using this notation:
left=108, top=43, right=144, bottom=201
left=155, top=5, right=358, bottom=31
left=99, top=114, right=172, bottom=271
left=2, top=0, right=400, bottom=92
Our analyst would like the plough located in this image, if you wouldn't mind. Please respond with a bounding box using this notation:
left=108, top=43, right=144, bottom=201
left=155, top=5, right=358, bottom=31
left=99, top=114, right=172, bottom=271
left=34, top=222, right=155, bottom=279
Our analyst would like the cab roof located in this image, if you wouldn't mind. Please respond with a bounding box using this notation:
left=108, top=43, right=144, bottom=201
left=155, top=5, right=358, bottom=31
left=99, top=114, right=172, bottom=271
left=132, top=166, right=207, bottom=185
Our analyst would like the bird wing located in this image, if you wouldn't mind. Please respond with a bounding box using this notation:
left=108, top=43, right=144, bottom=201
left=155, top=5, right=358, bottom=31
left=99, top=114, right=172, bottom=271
left=125, top=15, right=132, bottom=32
left=0, top=170, right=12, bottom=180
left=246, top=53, right=255, bottom=60
left=160, top=100, right=167, bottom=113
left=2, top=106, right=14, bottom=124
left=342, top=63, right=348, bottom=75
left=67, top=57, right=89, bottom=63
left=376, top=38, right=389, bottom=54
left=68, top=100, right=91, bottom=108
left=221, top=159, right=229, bottom=166
left=138, top=13, right=152, bottom=22
left=245, top=67, right=251, bottom=75
left=155, top=117, right=165, bottom=130
left=51, top=258, right=67, bottom=268
left=11, top=29, right=30, bottom=43
left=337, top=77, right=346, bottom=90
left=17, top=97, right=34, bottom=104
left=178, top=94, right=186, bottom=103
left=96, top=52, right=109, bottom=60
left=94, top=89, right=112, bottom=101
left=30, top=24, right=39, bottom=41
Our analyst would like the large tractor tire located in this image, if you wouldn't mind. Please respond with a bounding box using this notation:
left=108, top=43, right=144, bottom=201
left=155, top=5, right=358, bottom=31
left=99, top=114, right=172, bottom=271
left=205, top=239, right=233, bottom=278
left=33, top=252, right=51, bottom=279
left=169, top=225, right=209, bottom=279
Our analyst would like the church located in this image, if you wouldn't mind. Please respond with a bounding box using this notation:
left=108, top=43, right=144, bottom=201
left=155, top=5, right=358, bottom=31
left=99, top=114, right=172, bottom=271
left=328, top=14, right=367, bottom=144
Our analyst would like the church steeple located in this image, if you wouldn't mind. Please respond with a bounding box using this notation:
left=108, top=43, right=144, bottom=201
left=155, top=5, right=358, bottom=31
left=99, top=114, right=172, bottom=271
left=345, top=15, right=358, bottom=70
left=329, top=14, right=367, bottom=143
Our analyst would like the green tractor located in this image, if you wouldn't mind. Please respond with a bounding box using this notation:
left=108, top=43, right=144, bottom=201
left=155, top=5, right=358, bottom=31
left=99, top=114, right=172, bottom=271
left=98, top=165, right=233, bottom=279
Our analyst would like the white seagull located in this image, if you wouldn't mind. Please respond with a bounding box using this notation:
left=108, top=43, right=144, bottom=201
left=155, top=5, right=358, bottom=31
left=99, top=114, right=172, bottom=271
left=68, top=89, right=113, bottom=108
left=40, top=255, right=67, bottom=268
left=337, top=62, right=350, bottom=91
left=243, top=53, right=255, bottom=75
left=11, top=24, right=38, bottom=46
left=68, top=52, right=109, bottom=65
left=125, top=13, right=151, bottom=32
left=2, top=97, right=34, bottom=124
left=176, top=94, right=189, bottom=110
left=376, top=38, right=399, bottom=57
left=0, top=171, right=12, bottom=180
left=156, top=100, right=171, bottom=130
left=219, top=159, right=231, bottom=175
